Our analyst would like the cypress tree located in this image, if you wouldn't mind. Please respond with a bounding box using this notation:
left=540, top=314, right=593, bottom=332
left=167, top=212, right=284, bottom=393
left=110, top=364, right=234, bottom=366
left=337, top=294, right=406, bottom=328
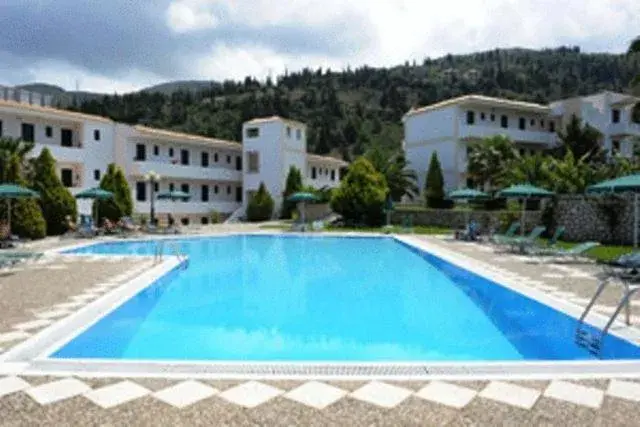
left=425, top=152, right=445, bottom=208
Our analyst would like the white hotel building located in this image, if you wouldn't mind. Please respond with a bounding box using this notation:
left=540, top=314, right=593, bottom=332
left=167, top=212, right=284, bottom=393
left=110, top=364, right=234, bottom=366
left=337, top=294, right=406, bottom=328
left=0, top=87, right=347, bottom=225
left=403, top=91, right=640, bottom=192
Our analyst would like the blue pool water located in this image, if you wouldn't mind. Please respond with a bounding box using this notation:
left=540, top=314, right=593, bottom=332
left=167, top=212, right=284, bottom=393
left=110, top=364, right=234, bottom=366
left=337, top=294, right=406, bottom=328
left=54, top=235, right=640, bottom=362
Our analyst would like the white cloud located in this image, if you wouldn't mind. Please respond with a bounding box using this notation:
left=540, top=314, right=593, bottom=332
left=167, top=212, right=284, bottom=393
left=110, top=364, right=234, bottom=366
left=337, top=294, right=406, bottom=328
left=166, top=0, right=218, bottom=33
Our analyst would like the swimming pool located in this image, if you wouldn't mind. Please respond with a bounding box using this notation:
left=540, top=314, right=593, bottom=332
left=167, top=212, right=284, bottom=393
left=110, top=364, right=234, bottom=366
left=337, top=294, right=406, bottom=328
left=49, top=234, right=640, bottom=363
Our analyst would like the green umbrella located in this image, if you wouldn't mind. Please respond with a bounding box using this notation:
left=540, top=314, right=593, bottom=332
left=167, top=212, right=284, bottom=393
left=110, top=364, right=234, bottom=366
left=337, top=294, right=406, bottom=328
left=156, top=190, right=190, bottom=201
left=287, top=192, right=319, bottom=230
left=497, top=184, right=554, bottom=235
left=75, top=187, right=114, bottom=227
left=448, top=188, right=489, bottom=228
left=587, top=174, right=640, bottom=248
left=0, top=184, right=40, bottom=237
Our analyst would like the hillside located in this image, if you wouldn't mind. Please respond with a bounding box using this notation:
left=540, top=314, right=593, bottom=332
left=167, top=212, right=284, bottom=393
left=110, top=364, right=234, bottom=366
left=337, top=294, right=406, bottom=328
left=61, top=46, right=639, bottom=159
left=141, top=80, right=220, bottom=95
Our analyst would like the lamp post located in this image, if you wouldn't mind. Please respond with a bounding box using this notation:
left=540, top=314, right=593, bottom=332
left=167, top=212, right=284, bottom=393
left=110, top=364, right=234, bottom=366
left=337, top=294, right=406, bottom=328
left=144, top=171, right=160, bottom=226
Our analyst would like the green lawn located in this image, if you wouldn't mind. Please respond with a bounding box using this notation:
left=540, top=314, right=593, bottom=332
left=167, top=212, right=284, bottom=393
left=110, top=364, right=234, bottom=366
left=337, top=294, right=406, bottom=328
left=537, top=238, right=634, bottom=262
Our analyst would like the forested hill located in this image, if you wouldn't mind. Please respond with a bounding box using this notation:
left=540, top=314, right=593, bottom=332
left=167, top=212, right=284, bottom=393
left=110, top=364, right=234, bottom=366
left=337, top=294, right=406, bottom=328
left=66, top=46, right=639, bottom=160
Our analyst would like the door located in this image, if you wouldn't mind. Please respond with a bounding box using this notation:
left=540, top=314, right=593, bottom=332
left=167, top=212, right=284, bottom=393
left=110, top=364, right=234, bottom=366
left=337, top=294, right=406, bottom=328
left=61, top=169, right=73, bottom=187
left=181, top=149, right=190, bottom=165
left=61, top=128, right=73, bottom=147
left=235, top=187, right=242, bottom=202
left=235, top=155, right=242, bottom=171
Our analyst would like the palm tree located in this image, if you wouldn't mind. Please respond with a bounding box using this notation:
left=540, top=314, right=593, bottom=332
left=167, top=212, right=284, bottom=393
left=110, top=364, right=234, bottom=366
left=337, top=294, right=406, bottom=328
left=554, top=114, right=604, bottom=162
left=364, top=145, right=418, bottom=201
left=0, top=137, right=35, bottom=183
left=500, top=152, right=551, bottom=188
left=466, top=135, right=517, bottom=191
left=545, top=151, right=593, bottom=194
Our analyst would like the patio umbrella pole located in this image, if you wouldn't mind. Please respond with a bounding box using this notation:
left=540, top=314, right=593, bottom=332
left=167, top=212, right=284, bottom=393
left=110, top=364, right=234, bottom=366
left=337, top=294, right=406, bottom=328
left=635, top=192, right=639, bottom=249
left=7, top=199, right=11, bottom=236
left=520, top=198, right=527, bottom=236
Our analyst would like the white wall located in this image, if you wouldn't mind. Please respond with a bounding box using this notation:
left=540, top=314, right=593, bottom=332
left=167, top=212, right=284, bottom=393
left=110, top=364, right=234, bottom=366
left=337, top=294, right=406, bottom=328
left=403, top=106, right=457, bottom=144
left=242, top=121, right=284, bottom=211
left=405, top=139, right=460, bottom=192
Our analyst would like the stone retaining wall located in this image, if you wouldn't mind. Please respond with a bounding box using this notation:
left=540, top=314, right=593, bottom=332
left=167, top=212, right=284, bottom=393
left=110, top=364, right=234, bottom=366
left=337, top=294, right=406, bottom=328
left=391, top=208, right=543, bottom=232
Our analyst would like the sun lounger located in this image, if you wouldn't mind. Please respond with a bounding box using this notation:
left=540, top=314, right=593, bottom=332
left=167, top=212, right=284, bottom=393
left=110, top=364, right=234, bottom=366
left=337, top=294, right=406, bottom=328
left=524, top=226, right=565, bottom=254
left=496, top=226, right=546, bottom=253
left=489, top=221, right=520, bottom=244
left=532, top=241, right=600, bottom=262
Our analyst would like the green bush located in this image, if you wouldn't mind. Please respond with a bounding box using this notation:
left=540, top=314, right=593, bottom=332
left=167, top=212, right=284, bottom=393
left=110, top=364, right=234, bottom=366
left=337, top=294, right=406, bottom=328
left=281, top=166, right=303, bottom=219
left=425, top=152, right=445, bottom=208
left=246, top=182, right=275, bottom=222
left=31, top=148, right=77, bottom=235
left=11, top=198, right=46, bottom=239
left=210, top=210, right=221, bottom=224
left=330, top=157, right=388, bottom=226
left=95, top=164, right=133, bottom=223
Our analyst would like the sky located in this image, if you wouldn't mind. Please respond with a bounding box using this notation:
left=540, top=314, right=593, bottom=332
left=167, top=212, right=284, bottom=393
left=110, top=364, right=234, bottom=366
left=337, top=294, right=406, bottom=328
left=1, top=0, right=639, bottom=93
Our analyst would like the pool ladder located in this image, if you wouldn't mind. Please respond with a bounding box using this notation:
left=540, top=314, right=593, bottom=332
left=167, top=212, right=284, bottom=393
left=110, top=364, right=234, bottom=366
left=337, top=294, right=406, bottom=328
left=575, top=272, right=640, bottom=357
left=154, top=240, right=187, bottom=268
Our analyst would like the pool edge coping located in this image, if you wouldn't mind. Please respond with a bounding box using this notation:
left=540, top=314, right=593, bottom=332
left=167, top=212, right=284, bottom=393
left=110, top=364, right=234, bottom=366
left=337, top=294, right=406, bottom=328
left=3, top=231, right=640, bottom=381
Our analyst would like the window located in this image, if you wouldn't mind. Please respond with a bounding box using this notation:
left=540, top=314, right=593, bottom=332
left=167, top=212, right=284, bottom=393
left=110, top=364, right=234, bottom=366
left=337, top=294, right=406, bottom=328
left=530, top=119, right=535, bottom=126
left=213, top=152, right=219, bottom=162
left=201, top=185, right=209, bottom=202
left=248, top=152, right=259, bottom=173
left=296, top=129, right=301, bottom=140
left=61, top=128, right=73, bottom=147
left=226, top=155, right=231, bottom=164
left=500, top=115, right=509, bottom=129
left=94, top=169, right=100, bottom=181
left=0, top=120, right=3, bottom=137
left=214, top=185, right=219, bottom=194
left=180, top=149, right=190, bottom=165
left=246, top=127, right=260, bottom=138
left=286, top=126, right=291, bottom=137
left=201, top=217, right=209, bottom=225
left=201, top=152, right=209, bottom=167
left=136, top=182, right=147, bottom=201
left=519, top=148, right=525, bottom=156
left=311, top=167, right=317, bottom=179
left=135, top=144, right=146, bottom=161
left=466, top=110, right=475, bottom=125
left=235, top=187, right=242, bottom=202
left=490, top=113, right=495, bottom=122
left=540, top=119, right=545, bottom=127
left=549, top=121, right=556, bottom=132
left=21, top=123, right=35, bottom=142
left=236, top=156, right=242, bottom=171
left=518, top=117, right=526, bottom=130
left=480, top=112, right=486, bottom=121
left=227, top=185, right=231, bottom=195
left=153, top=145, right=159, bottom=156
left=169, top=183, right=175, bottom=191
left=169, top=147, right=175, bottom=157
left=94, top=129, right=101, bottom=141
left=181, top=183, right=189, bottom=195
left=331, top=170, right=336, bottom=180
left=612, top=140, right=621, bottom=152
left=61, top=169, right=73, bottom=188
left=181, top=218, right=190, bottom=226
left=154, top=182, right=159, bottom=192
left=45, top=126, right=53, bottom=138
left=612, top=109, right=621, bottom=123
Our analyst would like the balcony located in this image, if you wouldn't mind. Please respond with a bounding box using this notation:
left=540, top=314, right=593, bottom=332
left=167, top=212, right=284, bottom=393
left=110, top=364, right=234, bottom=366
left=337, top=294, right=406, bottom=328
left=32, top=142, right=85, bottom=163
left=609, top=122, right=640, bottom=137
left=134, top=200, right=241, bottom=215
left=459, top=124, right=555, bottom=145
left=130, top=159, right=242, bottom=182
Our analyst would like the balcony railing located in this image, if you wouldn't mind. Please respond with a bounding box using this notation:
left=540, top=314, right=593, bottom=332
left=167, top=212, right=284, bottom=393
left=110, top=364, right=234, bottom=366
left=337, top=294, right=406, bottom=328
left=131, top=159, right=242, bottom=182
left=459, top=124, right=555, bottom=145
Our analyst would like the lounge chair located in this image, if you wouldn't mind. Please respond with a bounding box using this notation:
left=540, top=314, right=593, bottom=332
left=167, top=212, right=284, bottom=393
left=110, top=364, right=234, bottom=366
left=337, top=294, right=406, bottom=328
left=533, top=241, right=601, bottom=263
left=456, top=220, right=480, bottom=241
left=525, top=226, right=565, bottom=254
left=312, top=220, right=325, bottom=231
left=496, top=226, right=547, bottom=253
left=0, top=251, right=44, bottom=268
left=489, top=221, right=520, bottom=244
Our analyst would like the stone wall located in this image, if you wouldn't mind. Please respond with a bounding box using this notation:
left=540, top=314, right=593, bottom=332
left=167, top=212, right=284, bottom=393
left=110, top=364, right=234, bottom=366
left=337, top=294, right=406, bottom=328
left=297, top=203, right=332, bottom=221
left=554, top=194, right=636, bottom=244
left=390, top=208, right=543, bottom=233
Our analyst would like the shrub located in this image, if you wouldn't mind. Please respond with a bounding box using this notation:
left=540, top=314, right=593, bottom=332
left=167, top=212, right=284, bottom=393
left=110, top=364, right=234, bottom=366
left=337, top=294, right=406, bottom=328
left=330, top=157, right=388, bottom=226
left=95, top=164, right=133, bottom=223
left=281, top=166, right=303, bottom=219
left=11, top=198, right=46, bottom=239
left=210, top=210, right=221, bottom=224
left=246, top=182, right=274, bottom=221
left=31, top=148, right=77, bottom=235
left=424, top=152, right=445, bottom=208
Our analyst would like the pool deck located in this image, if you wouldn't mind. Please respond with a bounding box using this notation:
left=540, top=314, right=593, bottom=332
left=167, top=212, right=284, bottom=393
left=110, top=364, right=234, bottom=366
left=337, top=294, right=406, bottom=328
left=1, top=228, right=640, bottom=425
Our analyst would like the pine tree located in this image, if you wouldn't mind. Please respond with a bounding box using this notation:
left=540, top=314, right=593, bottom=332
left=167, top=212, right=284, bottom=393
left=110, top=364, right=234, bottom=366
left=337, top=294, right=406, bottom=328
left=281, top=166, right=303, bottom=219
left=31, top=148, right=77, bottom=235
left=425, top=152, right=445, bottom=208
